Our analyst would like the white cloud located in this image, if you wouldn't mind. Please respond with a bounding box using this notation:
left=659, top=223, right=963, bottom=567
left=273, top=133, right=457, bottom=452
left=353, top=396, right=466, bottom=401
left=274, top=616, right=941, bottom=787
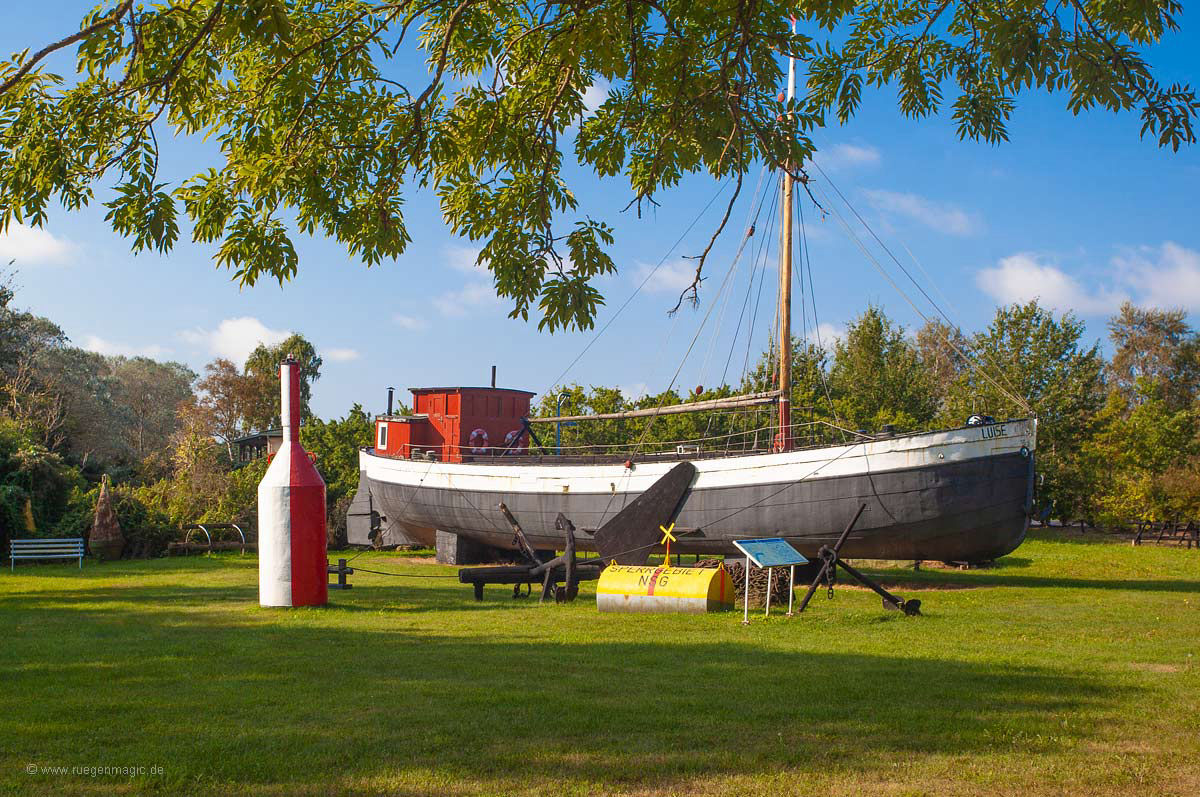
left=618, top=382, right=649, bottom=400
left=977, top=244, right=1200, bottom=316
left=0, top=223, right=76, bottom=265
left=433, top=244, right=504, bottom=317
left=976, top=253, right=1127, bottom=315
left=82, top=335, right=170, bottom=359
left=181, top=317, right=290, bottom=365
left=1113, top=241, right=1200, bottom=311
left=434, top=281, right=502, bottom=317
left=445, top=244, right=485, bottom=274
left=582, top=78, right=611, bottom=116
left=812, top=143, right=881, bottom=171
left=393, top=314, right=429, bottom=331
left=325, top=347, right=360, bottom=362
left=810, top=322, right=845, bottom=346
left=863, top=189, right=981, bottom=236
left=633, top=259, right=700, bottom=295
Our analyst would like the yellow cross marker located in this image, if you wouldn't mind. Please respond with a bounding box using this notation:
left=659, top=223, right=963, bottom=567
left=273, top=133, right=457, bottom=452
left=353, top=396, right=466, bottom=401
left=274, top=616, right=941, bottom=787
left=659, top=523, right=677, bottom=565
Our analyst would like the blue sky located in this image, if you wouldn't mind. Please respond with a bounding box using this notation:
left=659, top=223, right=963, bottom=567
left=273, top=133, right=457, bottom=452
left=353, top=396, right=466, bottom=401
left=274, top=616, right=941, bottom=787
left=4, top=3, right=1199, bottom=419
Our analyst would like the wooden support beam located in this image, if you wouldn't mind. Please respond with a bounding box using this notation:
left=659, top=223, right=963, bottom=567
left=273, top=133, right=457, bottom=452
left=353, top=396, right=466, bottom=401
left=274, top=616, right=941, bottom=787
left=529, top=391, right=783, bottom=424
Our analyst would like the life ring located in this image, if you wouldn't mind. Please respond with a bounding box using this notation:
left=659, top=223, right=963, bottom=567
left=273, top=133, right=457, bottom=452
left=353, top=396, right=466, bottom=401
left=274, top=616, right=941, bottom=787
left=469, top=428, right=489, bottom=454
left=503, top=429, right=526, bottom=454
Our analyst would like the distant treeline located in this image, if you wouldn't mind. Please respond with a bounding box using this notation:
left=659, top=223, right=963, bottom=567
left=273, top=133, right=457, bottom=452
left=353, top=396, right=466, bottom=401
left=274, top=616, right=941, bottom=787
left=0, top=278, right=377, bottom=555
left=2, top=273, right=1197, bottom=556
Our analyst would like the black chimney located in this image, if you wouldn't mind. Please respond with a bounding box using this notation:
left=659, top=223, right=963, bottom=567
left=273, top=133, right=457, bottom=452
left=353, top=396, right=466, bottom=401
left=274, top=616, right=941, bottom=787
left=491, top=365, right=497, bottom=388
left=386, top=387, right=394, bottom=416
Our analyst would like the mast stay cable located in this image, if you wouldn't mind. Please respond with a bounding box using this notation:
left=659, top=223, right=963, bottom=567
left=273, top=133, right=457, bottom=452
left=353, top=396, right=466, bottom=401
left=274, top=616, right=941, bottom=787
left=796, top=195, right=844, bottom=432
left=543, top=177, right=734, bottom=395
left=810, top=162, right=1031, bottom=414
left=808, top=179, right=1032, bottom=415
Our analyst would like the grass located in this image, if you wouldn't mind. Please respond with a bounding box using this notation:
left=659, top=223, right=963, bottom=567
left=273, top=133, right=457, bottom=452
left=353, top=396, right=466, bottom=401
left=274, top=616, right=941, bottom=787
left=1, top=529, right=1197, bottom=796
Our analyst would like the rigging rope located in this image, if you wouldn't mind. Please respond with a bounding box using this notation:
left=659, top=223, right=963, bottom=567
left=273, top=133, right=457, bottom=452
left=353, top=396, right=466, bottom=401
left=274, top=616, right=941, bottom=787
left=591, top=202, right=771, bottom=528
left=628, top=201, right=770, bottom=455
left=808, top=179, right=1032, bottom=415
left=699, top=163, right=771, bottom=390
left=797, top=193, right=844, bottom=433
left=543, top=177, right=734, bottom=395
left=809, top=163, right=1031, bottom=414
left=741, top=191, right=777, bottom=385
left=343, top=457, right=439, bottom=565
left=351, top=567, right=459, bottom=579
left=701, top=438, right=867, bottom=528
left=723, top=171, right=780, bottom=389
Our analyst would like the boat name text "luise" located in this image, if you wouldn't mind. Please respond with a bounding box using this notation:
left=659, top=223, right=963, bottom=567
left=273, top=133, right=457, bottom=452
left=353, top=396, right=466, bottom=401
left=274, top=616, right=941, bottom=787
left=980, top=423, right=1007, bottom=439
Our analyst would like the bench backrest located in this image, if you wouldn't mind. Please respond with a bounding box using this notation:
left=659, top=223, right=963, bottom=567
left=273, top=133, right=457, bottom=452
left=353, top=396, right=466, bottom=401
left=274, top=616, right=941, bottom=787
left=10, top=538, right=86, bottom=556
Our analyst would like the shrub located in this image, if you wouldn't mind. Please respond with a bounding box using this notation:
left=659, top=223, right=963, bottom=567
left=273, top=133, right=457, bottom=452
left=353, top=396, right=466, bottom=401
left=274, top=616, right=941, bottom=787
left=0, top=419, right=84, bottom=550
left=54, top=483, right=177, bottom=558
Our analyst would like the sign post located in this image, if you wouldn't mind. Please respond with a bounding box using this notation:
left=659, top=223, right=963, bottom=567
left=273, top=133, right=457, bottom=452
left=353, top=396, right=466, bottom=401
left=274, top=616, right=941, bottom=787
left=659, top=523, right=676, bottom=565
left=732, top=538, right=808, bottom=625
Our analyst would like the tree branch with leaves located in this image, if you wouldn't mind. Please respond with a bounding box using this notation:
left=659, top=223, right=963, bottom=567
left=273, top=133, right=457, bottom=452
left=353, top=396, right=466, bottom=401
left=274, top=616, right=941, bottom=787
left=0, top=0, right=1194, bottom=330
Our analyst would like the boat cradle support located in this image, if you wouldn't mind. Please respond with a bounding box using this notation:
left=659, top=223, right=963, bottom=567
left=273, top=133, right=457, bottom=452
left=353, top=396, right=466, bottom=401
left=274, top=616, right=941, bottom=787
left=457, top=510, right=603, bottom=602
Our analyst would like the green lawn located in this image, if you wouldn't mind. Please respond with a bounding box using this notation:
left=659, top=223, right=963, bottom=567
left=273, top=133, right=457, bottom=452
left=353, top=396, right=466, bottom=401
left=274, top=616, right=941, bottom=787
left=2, top=530, right=1197, bottom=796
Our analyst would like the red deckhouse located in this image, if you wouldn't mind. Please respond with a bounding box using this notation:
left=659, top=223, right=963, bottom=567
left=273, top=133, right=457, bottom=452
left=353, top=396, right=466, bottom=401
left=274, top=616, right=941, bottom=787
left=374, top=387, right=535, bottom=463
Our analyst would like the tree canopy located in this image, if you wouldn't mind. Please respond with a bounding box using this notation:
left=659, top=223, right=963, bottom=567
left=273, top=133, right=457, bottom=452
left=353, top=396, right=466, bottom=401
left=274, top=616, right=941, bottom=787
left=1, top=1, right=1195, bottom=330
left=828, top=306, right=937, bottom=432
left=243, top=333, right=322, bottom=429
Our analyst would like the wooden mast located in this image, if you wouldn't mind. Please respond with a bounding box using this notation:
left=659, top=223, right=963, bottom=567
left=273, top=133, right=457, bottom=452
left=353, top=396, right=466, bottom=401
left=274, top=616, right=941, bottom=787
left=777, top=17, right=797, bottom=453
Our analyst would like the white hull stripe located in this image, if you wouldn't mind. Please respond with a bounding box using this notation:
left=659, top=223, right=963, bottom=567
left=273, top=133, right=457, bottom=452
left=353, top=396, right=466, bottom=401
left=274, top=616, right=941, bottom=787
left=362, top=420, right=1036, bottom=496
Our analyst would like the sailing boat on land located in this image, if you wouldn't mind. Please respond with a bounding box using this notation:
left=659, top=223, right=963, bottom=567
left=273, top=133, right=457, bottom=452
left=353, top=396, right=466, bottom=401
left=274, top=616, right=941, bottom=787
left=351, top=38, right=1037, bottom=565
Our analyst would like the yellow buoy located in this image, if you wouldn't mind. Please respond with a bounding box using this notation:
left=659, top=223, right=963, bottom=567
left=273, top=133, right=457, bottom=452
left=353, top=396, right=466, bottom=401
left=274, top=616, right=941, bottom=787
left=596, top=564, right=734, bottom=613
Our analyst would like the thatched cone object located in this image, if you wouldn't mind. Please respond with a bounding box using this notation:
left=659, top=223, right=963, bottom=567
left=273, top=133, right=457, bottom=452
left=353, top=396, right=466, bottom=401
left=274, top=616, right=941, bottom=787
left=696, top=558, right=794, bottom=606
left=22, top=497, right=36, bottom=534
left=89, top=475, right=125, bottom=561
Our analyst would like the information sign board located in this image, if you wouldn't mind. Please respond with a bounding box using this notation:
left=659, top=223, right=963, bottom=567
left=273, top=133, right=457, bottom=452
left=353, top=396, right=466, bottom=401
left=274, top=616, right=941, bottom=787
left=732, top=538, right=808, bottom=569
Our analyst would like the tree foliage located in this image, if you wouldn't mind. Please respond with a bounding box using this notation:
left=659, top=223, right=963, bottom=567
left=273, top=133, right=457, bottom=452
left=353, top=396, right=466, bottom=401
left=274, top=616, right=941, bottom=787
left=1107, top=301, right=1199, bottom=411
left=195, top=357, right=250, bottom=460
left=939, top=302, right=1105, bottom=520
left=1081, top=385, right=1198, bottom=524
left=829, top=306, right=937, bottom=432
left=0, top=417, right=84, bottom=553
left=107, top=356, right=197, bottom=463
left=6, top=278, right=1200, bottom=548
left=243, top=333, right=322, bottom=429
left=301, top=403, right=374, bottom=545
left=1, top=1, right=1195, bottom=330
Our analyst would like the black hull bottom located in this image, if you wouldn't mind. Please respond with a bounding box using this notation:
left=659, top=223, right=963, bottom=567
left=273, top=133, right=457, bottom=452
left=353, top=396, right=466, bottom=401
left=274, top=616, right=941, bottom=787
left=363, top=452, right=1035, bottom=563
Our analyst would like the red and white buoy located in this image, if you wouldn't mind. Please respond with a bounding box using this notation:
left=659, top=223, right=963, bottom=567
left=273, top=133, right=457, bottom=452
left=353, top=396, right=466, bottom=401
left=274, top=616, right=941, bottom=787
left=258, top=358, right=328, bottom=607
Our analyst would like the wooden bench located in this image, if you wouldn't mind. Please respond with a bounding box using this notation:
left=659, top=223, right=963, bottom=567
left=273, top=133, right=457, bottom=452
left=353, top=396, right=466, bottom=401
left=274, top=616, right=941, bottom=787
left=9, top=538, right=85, bottom=570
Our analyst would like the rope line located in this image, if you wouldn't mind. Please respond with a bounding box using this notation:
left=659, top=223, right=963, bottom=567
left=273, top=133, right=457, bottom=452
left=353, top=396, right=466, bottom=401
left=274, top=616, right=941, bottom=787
left=809, top=180, right=1031, bottom=414
left=797, top=194, right=844, bottom=432
left=544, top=177, right=734, bottom=394
left=351, top=567, right=459, bottom=579
left=810, top=164, right=1031, bottom=414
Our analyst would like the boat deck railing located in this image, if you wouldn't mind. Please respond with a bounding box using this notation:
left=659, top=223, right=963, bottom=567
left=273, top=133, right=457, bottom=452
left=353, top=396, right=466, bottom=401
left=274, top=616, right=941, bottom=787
left=379, top=420, right=887, bottom=465
left=366, top=417, right=1029, bottom=465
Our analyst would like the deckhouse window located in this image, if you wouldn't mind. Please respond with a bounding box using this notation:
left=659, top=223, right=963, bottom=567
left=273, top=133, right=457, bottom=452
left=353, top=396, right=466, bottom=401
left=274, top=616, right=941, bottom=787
left=377, top=422, right=388, bottom=450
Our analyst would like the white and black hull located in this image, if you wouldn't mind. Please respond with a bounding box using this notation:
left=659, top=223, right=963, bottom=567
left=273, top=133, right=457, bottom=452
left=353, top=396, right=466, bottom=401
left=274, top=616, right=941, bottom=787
left=357, top=419, right=1036, bottom=562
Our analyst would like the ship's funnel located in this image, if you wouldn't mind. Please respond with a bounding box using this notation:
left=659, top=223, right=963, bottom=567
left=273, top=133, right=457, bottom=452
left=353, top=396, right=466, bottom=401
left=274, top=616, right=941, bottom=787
left=258, top=358, right=328, bottom=607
